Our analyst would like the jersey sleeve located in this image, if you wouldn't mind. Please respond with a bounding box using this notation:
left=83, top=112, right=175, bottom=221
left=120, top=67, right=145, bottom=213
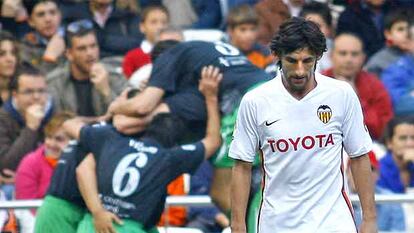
left=341, top=85, right=373, bottom=158
left=229, top=94, right=259, bottom=162
left=79, top=123, right=111, bottom=158
left=147, top=48, right=182, bottom=93
left=167, top=142, right=205, bottom=175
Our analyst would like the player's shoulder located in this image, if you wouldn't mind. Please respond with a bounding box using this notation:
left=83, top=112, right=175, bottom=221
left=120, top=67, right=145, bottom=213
left=83, top=122, right=116, bottom=134
left=243, top=77, right=278, bottom=99
left=316, top=73, right=354, bottom=96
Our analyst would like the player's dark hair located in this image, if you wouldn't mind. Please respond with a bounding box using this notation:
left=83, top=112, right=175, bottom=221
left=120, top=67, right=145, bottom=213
left=384, top=8, right=411, bottom=31
left=270, top=17, right=327, bottom=63
left=9, top=63, right=44, bottom=92
left=144, top=113, right=187, bottom=148
left=151, top=40, right=180, bottom=62
left=383, top=116, right=414, bottom=144
left=299, top=1, right=332, bottom=27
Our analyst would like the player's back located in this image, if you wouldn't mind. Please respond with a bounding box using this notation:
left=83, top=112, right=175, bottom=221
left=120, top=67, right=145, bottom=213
left=47, top=141, right=87, bottom=207
left=151, top=41, right=271, bottom=94
left=80, top=124, right=205, bottom=228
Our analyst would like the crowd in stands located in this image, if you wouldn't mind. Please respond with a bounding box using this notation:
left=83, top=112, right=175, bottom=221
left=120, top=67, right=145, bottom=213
left=0, top=0, right=414, bottom=232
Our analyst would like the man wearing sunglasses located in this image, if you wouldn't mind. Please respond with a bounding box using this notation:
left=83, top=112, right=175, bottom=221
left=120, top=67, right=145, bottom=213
left=47, top=20, right=127, bottom=119
left=0, top=64, right=54, bottom=199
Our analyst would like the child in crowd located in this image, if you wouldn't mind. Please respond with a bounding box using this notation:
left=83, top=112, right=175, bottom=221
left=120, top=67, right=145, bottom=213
left=365, top=8, right=412, bottom=78
left=122, top=5, right=170, bottom=78
left=226, top=4, right=273, bottom=71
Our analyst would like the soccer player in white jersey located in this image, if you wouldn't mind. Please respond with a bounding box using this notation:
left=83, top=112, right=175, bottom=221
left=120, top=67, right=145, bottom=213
left=230, top=17, right=377, bottom=233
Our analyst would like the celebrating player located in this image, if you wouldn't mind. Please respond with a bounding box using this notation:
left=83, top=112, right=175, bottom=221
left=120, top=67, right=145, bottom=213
left=108, top=40, right=271, bottom=212
left=63, top=66, right=222, bottom=233
left=230, top=17, right=377, bottom=233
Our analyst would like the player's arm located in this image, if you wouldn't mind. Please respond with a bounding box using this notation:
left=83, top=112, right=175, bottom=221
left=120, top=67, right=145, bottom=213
left=63, top=118, right=86, bottom=140
left=108, top=86, right=165, bottom=117
left=199, top=66, right=222, bottom=159
left=231, top=159, right=252, bottom=233
left=113, top=103, right=170, bottom=135
left=76, top=154, right=122, bottom=233
left=350, top=154, right=377, bottom=233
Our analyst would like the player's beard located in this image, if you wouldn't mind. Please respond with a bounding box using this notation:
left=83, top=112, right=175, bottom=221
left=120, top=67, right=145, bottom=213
left=282, top=71, right=316, bottom=94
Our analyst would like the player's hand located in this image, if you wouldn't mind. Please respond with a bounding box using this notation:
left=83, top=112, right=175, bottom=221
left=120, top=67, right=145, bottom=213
left=359, top=219, right=378, bottom=233
left=199, top=65, right=223, bottom=98
left=92, top=209, right=123, bottom=233
left=25, top=104, right=46, bottom=130
left=91, top=63, right=111, bottom=98
left=215, top=212, right=230, bottom=228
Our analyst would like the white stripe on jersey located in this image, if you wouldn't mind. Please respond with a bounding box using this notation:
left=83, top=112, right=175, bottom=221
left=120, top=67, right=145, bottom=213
left=229, top=73, right=372, bottom=233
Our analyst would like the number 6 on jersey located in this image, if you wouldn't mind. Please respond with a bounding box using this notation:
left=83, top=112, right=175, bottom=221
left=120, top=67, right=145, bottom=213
left=112, top=152, right=148, bottom=197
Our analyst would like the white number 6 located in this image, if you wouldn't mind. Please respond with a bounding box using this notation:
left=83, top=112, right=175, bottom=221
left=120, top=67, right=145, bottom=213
left=112, top=152, right=148, bottom=197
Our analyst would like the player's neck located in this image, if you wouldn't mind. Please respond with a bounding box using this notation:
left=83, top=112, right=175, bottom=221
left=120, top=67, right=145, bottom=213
left=282, top=74, right=317, bottom=100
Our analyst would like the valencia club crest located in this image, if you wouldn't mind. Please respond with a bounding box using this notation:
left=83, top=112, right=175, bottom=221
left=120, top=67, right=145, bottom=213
left=317, top=105, right=332, bottom=124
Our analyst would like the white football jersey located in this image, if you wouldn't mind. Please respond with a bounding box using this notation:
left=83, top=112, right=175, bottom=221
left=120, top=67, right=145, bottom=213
left=229, top=73, right=372, bottom=233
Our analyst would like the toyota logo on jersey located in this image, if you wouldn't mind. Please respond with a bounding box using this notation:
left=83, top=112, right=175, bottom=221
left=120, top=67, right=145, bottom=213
left=266, top=133, right=334, bottom=153
left=317, top=105, right=332, bottom=124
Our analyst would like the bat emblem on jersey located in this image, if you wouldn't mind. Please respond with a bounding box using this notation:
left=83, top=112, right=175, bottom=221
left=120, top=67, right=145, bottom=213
left=317, top=105, right=332, bottom=124
left=265, top=119, right=281, bottom=126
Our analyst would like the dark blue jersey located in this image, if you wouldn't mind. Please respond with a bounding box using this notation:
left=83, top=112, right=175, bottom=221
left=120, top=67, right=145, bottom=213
left=149, top=41, right=271, bottom=120
left=47, top=141, right=87, bottom=208
left=79, top=124, right=204, bottom=228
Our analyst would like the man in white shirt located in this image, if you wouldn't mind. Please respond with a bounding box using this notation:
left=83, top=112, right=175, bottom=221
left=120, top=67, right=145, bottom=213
left=230, top=17, right=377, bottom=233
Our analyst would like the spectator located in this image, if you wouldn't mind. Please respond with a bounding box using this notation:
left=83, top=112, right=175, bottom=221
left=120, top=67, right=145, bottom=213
left=21, top=0, right=66, bottom=73
left=15, top=111, right=74, bottom=201
left=300, top=1, right=333, bottom=72
left=381, top=53, right=414, bottom=116
left=365, top=8, right=412, bottom=77
left=226, top=4, right=273, bottom=70
left=138, top=5, right=169, bottom=54
left=254, top=0, right=290, bottom=46
left=0, top=64, right=53, bottom=199
left=47, top=20, right=127, bottom=117
left=62, top=0, right=142, bottom=57
left=349, top=151, right=406, bottom=231
left=322, top=33, right=393, bottom=141
left=186, top=161, right=230, bottom=233
left=336, top=0, right=391, bottom=58
left=122, top=5, right=173, bottom=79
left=377, top=116, right=414, bottom=193
left=0, top=31, right=19, bottom=106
